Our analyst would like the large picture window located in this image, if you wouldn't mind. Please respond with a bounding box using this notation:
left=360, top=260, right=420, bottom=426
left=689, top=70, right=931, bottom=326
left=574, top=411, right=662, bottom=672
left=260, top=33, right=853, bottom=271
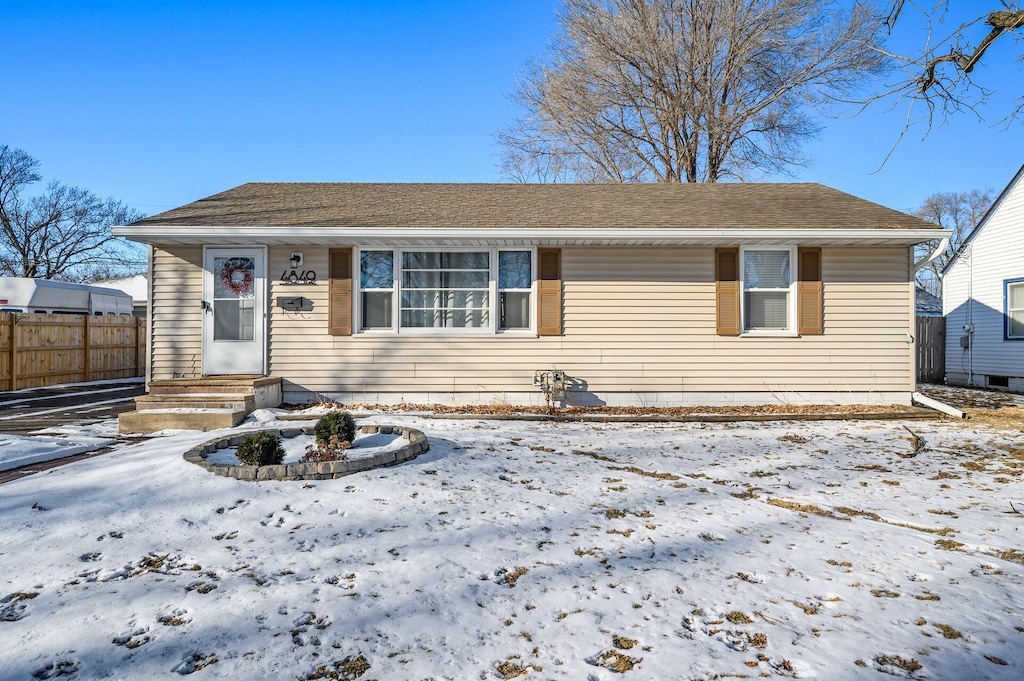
left=357, top=249, right=534, bottom=333
left=742, top=247, right=796, bottom=333
left=1006, top=279, right=1024, bottom=339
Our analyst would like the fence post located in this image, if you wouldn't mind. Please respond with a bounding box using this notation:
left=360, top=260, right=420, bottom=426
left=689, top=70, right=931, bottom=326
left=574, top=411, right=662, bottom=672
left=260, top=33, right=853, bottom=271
left=10, top=315, right=17, bottom=391
left=83, top=314, right=91, bottom=382
left=136, top=318, right=144, bottom=378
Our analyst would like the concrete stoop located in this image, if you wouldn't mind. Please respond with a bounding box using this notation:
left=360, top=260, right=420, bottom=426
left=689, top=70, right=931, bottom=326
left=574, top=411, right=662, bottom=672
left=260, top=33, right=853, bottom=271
left=119, top=376, right=282, bottom=434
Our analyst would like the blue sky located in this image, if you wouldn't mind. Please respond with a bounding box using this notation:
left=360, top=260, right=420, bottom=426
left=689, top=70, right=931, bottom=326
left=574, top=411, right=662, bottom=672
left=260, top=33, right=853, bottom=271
left=2, top=0, right=1021, bottom=218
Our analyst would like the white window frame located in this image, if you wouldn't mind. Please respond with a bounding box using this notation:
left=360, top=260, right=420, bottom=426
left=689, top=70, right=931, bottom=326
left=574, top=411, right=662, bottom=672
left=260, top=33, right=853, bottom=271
left=357, top=249, right=396, bottom=332
left=1005, top=279, right=1024, bottom=340
left=354, top=247, right=537, bottom=336
left=739, top=245, right=798, bottom=337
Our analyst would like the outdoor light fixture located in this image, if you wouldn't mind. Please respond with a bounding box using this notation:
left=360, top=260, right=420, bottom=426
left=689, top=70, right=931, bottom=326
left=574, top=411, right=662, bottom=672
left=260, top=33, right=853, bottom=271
left=289, top=252, right=303, bottom=269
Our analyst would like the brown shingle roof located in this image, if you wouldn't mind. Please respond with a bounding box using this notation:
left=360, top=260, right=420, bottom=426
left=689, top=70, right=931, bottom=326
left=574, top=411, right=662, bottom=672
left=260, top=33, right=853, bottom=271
left=132, top=182, right=938, bottom=230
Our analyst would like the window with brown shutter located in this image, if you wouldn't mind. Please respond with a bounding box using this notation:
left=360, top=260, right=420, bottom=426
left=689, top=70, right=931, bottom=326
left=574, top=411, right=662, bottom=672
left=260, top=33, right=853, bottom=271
left=328, top=248, right=353, bottom=336
left=537, top=248, right=562, bottom=336
left=797, top=247, right=823, bottom=335
left=715, top=248, right=740, bottom=336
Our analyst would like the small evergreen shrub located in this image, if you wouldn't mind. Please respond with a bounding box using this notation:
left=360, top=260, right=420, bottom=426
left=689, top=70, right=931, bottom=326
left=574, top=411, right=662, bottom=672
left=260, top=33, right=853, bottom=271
left=314, top=411, right=356, bottom=447
left=235, top=431, right=285, bottom=466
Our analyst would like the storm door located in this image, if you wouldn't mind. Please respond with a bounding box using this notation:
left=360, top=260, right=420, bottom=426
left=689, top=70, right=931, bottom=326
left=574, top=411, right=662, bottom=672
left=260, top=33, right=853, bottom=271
left=202, top=247, right=266, bottom=375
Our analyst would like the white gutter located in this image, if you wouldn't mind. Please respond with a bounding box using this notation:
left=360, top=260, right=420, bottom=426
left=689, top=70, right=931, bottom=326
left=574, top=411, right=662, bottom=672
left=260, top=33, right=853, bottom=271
left=114, top=225, right=951, bottom=246
left=913, top=237, right=950, bottom=271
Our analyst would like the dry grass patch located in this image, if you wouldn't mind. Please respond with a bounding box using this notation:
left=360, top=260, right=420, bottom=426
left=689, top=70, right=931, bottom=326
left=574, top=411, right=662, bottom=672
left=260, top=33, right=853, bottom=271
left=612, top=635, right=638, bottom=650
left=993, top=548, right=1024, bottom=564
left=596, top=649, right=640, bottom=673
left=747, top=632, right=768, bottom=648
left=499, top=567, right=529, bottom=588
left=876, top=654, right=922, bottom=673
left=496, top=656, right=540, bottom=679
left=725, top=611, right=753, bottom=624
left=767, top=498, right=841, bottom=519
left=608, top=465, right=680, bottom=481
left=932, top=623, right=963, bottom=639
left=304, top=655, right=370, bottom=680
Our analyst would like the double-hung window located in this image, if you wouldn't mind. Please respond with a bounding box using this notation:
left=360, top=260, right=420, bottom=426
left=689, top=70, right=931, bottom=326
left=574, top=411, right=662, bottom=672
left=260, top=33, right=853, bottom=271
left=741, top=247, right=796, bottom=334
left=499, top=251, right=532, bottom=329
left=360, top=251, right=395, bottom=330
left=358, top=248, right=534, bottom=333
left=1006, top=279, right=1024, bottom=339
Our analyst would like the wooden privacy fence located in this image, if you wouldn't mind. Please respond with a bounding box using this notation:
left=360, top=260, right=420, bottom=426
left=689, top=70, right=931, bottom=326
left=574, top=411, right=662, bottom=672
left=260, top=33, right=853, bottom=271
left=917, top=315, right=946, bottom=384
left=0, top=312, right=145, bottom=391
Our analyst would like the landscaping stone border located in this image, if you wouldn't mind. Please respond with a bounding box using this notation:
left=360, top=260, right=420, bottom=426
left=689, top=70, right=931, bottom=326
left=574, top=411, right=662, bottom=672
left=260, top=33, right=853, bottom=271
left=182, top=425, right=429, bottom=482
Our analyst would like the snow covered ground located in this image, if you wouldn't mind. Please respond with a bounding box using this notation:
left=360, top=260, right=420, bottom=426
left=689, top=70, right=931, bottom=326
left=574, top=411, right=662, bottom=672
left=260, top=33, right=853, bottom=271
left=1, top=410, right=1023, bottom=680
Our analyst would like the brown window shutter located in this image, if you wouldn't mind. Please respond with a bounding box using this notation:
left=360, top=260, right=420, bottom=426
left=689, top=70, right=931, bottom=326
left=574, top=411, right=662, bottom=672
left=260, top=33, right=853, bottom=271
left=329, top=248, right=353, bottom=336
left=715, top=248, right=740, bottom=336
left=797, top=247, right=823, bottom=335
left=537, top=248, right=562, bottom=336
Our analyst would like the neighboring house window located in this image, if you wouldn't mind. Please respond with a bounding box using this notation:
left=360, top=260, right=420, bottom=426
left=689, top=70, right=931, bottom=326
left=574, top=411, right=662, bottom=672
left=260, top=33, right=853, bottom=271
left=742, top=247, right=796, bottom=333
left=355, top=248, right=536, bottom=333
left=1005, top=279, right=1024, bottom=339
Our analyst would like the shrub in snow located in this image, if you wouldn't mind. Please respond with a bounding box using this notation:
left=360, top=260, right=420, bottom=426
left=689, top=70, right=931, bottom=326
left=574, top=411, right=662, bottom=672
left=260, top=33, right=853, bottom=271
left=314, top=411, right=356, bottom=447
left=300, top=435, right=351, bottom=463
left=235, top=431, right=285, bottom=466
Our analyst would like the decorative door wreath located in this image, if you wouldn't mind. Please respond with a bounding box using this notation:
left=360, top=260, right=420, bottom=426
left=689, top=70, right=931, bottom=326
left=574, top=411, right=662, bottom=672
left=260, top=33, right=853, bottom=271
left=218, top=258, right=254, bottom=296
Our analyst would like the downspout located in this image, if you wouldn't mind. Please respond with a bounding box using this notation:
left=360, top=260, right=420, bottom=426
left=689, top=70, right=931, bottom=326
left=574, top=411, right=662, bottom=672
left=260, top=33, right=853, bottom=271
left=913, top=237, right=949, bottom=273
left=913, top=238, right=950, bottom=387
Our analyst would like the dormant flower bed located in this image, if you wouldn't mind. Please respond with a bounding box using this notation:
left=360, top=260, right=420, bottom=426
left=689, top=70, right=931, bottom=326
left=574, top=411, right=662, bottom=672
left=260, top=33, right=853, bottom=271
left=183, top=424, right=428, bottom=481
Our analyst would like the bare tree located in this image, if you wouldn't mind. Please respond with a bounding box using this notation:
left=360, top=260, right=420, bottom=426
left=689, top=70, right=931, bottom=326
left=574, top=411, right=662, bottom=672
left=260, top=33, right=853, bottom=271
left=878, top=2, right=1023, bottom=124
left=913, top=188, right=993, bottom=295
left=497, top=0, right=887, bottom=183
left=0, top=145, right=145, bottom=281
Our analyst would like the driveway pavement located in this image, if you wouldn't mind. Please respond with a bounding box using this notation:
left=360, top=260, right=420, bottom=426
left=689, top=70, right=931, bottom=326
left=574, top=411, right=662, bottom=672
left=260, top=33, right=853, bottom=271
left=0, top=379, right=145, bottom=435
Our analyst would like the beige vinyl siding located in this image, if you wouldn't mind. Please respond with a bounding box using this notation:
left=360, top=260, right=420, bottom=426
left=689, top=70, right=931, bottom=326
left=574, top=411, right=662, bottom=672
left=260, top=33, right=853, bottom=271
left=150, top=245, right=914, bottom=400
left=271, top=245, right=912, bottom=398
left=150, top=247, right=203, bottom=379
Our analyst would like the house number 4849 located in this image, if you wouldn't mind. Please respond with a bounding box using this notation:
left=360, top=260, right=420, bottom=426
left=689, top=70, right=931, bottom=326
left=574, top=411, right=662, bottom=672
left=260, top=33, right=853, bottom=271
left=280, top=270, right=317, bottom=284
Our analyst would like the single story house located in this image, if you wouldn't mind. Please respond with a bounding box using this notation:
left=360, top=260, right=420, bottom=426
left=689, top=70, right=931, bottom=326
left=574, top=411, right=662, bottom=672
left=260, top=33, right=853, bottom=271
left=943, top=164, right=1024, bottom=390
left=114, top=183, right=946, bottom=408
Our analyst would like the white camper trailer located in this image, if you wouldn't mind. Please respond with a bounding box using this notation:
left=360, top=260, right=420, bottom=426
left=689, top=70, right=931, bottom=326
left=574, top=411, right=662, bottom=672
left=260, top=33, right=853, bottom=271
left=0, top=278, right=134, bottom=316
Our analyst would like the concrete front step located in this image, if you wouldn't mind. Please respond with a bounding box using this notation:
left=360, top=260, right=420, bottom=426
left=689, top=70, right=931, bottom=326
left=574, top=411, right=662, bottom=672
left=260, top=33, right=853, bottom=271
left=148, top=376, right=279, bottom=395
left=119, top=376, right=283, bottom=434
left=134, top=394, right=255, bottom=412
left=119, top=409, right=248, bottom=434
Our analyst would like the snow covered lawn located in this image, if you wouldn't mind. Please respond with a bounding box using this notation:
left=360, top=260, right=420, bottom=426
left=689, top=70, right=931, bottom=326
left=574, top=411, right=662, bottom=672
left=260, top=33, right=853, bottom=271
left=1, top=412, right=1022, bottom=679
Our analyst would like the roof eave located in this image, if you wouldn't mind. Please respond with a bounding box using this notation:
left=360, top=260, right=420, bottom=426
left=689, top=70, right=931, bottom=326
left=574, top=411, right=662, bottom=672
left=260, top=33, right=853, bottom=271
left=113, top=225, right=950, bottom=247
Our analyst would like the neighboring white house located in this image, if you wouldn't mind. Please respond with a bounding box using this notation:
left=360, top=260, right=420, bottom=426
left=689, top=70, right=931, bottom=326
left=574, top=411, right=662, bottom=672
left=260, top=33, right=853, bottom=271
left=92, top=274, right=148, bottom=317
left=943, top=164, right=1024, bottom=390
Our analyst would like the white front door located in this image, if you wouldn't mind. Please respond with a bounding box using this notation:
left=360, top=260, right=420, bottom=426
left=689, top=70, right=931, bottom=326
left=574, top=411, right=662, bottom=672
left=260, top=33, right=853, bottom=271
left=202, top=247, right=266, bottom=375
